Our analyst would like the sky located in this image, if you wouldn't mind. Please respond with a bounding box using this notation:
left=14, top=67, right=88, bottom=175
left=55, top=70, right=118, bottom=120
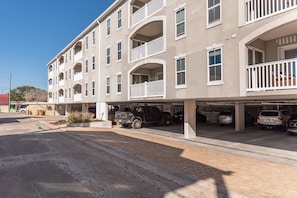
left=0, top=0, right=114, bottom=93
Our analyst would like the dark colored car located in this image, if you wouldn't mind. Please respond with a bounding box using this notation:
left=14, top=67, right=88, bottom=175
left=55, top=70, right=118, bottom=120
left=172, top=111, right=207, bottom=124
left=286, top=114, right=297, bottom=135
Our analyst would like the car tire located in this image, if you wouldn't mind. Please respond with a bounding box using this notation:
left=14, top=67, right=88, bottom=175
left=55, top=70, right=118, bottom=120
left=162, top=115, right=171, bottom=126
left=132, top=119, right=142, bottom=129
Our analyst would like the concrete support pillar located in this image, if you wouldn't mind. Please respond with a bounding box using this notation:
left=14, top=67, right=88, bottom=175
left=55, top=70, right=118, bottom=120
left=82, top=103, right=88, bottom=113
left=235, top=103, right=245, bottom=131
left=184, top=100, right=196, bottom=138
left=65, top=104, right=71, bottom=117
left=97, top=102, right=108, bottom=120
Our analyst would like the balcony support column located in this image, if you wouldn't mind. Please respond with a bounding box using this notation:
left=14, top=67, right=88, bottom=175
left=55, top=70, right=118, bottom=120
left=235, top=103, right=245, bottom=131
left=184, top=100, right=196, bottom=139
left=97, top=102, right=108, bottom=121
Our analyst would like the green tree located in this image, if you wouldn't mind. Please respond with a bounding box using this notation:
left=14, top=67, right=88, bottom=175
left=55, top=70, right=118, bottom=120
left=10, top=86, right=47, bottom=102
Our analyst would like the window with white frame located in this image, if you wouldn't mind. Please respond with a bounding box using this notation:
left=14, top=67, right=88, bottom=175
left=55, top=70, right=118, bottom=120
left=69, top=50, right=71, bottom=60
left=117, top=9, right=122, bottom=29
left=106, top=77, right=110, bottom=94
left=86, top=36, right=88, bottom=49
left=92, top=81, right=95, bottom=96
left=69, top=88, right=71, bottom=98
left=85, top=83, right=88, bottom=96
left=106, top=47, right=111, bottom=65
left=117, top=74, right=122, bottom=93
left=65, top=71, right=68, bottom=80
left=208, top=47, right=222, bottom=82
left=175, top=7, right=185, bottom=38
left=69, top=69, right=71, bottom=79
left=92, top=31, right=95, bottom=45
left=117, top=41, right=122, bottom=61
left=65, top=89, right=67, bottom=98
left=208, top=0, right=221, bottom=25
left=175, top=56, right=186, bottom=86
left=85, top=59, right=88, bottom=73
left=107, top=18, right=110, bottom=36
left=92, top=56, right=95, bottom=70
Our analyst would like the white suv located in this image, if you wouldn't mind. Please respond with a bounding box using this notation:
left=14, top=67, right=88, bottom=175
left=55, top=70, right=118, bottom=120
left=257, top=110, right=290, bottom=129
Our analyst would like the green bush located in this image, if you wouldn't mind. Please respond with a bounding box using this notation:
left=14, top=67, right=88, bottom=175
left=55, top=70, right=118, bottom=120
left=67, top=111, right=93, bottom=123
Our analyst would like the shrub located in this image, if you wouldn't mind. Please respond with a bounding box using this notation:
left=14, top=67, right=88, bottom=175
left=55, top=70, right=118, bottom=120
left=67, top=111, right=94, bottom=123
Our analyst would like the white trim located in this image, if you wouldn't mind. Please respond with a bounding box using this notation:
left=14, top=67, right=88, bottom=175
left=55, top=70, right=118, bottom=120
left=278, top=43, right=297, bottom=60
left=116, top=72, right=122, bottom=95
left=206, top=0, right=222, bottom=29
left=175, top=5, right=186, bottom=40
left=175, top=55, right=187, bottom=89
left=206, top=46, right=224, bottom=86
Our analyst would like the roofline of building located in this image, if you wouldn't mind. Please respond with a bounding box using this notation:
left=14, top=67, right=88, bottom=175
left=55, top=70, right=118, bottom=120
left=47, top=0, right=123, bottom=66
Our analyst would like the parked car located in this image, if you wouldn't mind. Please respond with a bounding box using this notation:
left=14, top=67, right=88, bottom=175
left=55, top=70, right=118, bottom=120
left=257, top=109, right=290, bottom=129
left=286, top=114, right=297, bottom=135
left=18, top=105, right=28, bottom=113
left=217, top=110, right=255, bottom=126
left=172, top=111, right=207, bottom=124
left=114, top=105, right=171, bottom=129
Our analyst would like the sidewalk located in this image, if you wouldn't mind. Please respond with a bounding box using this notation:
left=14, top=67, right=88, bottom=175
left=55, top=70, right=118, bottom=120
left=38, top=116, right=297, bottom=197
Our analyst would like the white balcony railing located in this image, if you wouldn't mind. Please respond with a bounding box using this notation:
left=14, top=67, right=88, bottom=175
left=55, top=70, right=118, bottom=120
left=58, top=96, right=64, bottom=103
left=130, top=80, right=164, bottom=98
left=74, top=51, right=83, bottom=61
left=246, top=0, right=297, bottom=23
left=59, top=63, right=65, bottom=70
left=246, top=58, right=297, bottom=91
left=74, top=93, right=82, bottom=102
left=74, top=72, right=83, bottom=81
left=131, top=36, right=164, bottom=62
left=131, top=0, right=164, bottom=26
left=48, top=98, right=53, bottom=104
left=48, top=84, right=53, bottom=90
left=59, top=80, right=65, bottom=87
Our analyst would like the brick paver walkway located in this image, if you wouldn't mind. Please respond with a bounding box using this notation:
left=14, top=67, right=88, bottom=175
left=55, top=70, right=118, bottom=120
left=65, top=127, right=297, bottom=198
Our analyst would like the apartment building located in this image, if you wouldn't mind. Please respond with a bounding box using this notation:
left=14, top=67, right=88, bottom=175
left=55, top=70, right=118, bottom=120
left=48, top=0, right=297, bottom=138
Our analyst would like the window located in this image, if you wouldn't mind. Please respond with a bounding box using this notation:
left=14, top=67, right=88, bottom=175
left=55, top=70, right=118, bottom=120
left=65, top=71, right=68, bottom=80
left=107, top=18, right=110, bottom=36
left=49, top=65, right=53, bottom=72
left=92, top=31, right=95, bottom=45
left=49, top=79, right=53, bottom=85
left=69, top=88, right=71, bottom=98
left=92, top=56, right=95, bottom=70
left=117, top=9, right=122, bottom=29
left=69, top=50, right=71, bottom=60
left=176, top=7, right=185, bottom=38
left=65, top=89, right=67, bottom=98
left=117, top=42, right=122, bottom=61
left=92, top=81, right=95, bottom=96
left=85, top=83, right=88, bottom=96
left=106, top=47, right=111, bottom=64
left=86, top=36, right=88, bottom=49
left=208, top=0, right=221, bottom=25
left=176, top=57, right=186, bottom=86
left=208, top=47, right=222, bottom=82
left=106, top=77, right=110, bottom=94
left=85, top=59, right=88, bottom=73
left=69, top=69, right=71, bottom=79
left=117, top=74, right=122, bottom=93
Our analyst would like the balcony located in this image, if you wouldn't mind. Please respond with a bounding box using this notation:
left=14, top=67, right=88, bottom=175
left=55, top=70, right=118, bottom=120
left=131, top=36, right=164, bottom=62
left=246, top=58, right=297, bottom=91
left=246, top=0, right=297, bottom=23
left=74, top=51, right=82, bottom=61
left=48, top=84, right=53, bottom=90
left=48, top=98, right=53, bottom=104
left=59, top=63, right=65, bottom=70
left=59, top=80, right=65, bottom=87
left=130, top=80, right=164, bottom=99
left=58, top=96, right=64, bottom=103
left=74, top=93, right=82, bottom=102
left=74, top=72, right=83, bottom=81
left=131, top=0, right=164, bottom=26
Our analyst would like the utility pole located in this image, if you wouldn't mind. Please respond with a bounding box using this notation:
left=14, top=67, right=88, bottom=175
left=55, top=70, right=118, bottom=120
left=8, top=71, right=11, bottom=112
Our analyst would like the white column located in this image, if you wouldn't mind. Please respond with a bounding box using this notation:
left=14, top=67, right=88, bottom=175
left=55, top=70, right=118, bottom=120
left=235, top=103, right=245, bottom=131
left=97, top=102, right=108, bottom=120
left=184, top=100, right=196, bottom=139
